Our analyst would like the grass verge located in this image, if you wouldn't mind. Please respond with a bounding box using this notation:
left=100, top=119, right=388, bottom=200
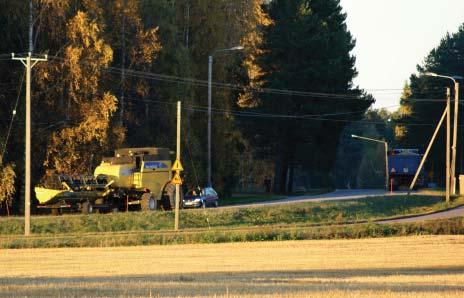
left=0, top=195, right=463, bottom=236
left=220, top=194, right=286, bottom=206
left=1, top=217, right=463, bottom=249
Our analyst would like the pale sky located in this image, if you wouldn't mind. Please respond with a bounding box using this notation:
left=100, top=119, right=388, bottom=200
left=340, top=0, right=464, bottom=110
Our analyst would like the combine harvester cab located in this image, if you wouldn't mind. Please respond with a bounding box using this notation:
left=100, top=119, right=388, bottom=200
left=35, top=147, right=179, bottom=214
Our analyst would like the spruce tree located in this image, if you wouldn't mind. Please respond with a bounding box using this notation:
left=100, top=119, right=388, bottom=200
left=396, top=25, right=464, bottom=184
left=253, top=0, right=372, bottom=192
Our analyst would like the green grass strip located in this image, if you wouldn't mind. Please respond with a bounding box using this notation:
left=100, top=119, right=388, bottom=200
left=1, top=195, right=462, bottom=236
left=1, top=217, right=463, bottom=249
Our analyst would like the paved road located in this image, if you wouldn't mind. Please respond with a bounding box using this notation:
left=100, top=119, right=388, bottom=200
left=223, top=189, right=464, bottom=223
left=378, top=206, right=464, bottom=223
left=223, top=189, right=406, bottom=209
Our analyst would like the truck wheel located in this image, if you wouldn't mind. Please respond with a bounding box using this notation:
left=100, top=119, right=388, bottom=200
left=141, top=193, right=157, bottom=211
left=82, top=201, right=93, bottom=214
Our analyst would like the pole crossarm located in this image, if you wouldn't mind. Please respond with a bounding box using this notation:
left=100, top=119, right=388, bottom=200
left=12, top=52, right=48, bottom=63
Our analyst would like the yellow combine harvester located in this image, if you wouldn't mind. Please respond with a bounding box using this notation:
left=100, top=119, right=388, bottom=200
left=35, top=147, right=180, bottom=214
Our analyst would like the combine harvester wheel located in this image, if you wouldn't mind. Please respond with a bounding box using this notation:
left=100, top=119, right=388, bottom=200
left=140, top=193, right=157, bottom=211
left=81, top=201, right=94, bottom=214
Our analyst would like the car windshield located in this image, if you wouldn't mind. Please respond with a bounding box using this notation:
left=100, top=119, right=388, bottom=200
left=186, top=189, right=201, bottom=196
left=205, top=187, right=217, bottom=196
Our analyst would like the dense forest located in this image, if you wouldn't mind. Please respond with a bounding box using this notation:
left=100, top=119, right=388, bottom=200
left=0, top=0, right=376, bottom=213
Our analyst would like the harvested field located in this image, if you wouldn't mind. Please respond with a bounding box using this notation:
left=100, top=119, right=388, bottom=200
left=1, top=236, right=464, bottom=297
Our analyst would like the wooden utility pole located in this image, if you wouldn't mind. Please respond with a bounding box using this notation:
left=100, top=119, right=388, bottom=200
left=384, top=142, right=389, bottom=191
left=29, top=0, right=34, bottom=52
left=422, top=72, right=462, bottom=199
left=446, top=88, right=451, bottom=203
left=408, top=88, right=451, bottom=203
left=119, top=0, right=126, bottom=125
left=10, top=2, right=48, bottom=236
left=408, top=107, right=448, bottom=194
left=451, top=81, right=460, bottom=194
left=12, top=52, right=47, bottom=236
left=174, top=101, right=181, bottom=231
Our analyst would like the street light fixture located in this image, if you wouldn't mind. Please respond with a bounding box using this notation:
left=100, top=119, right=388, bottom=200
left=351, top=134, right=389, bottom=190
left=423, top=72, right=463, bottom=195
left=207, top=46, right=244, bottom=187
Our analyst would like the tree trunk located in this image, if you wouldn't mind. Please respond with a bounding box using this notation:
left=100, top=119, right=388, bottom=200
left=273, top=159, right=282, bottom=193
left=6, top=200, right=10, bottom=216
left=279, top=163, right=288, bottom=193
left=287, top=164, right=294, bottom=193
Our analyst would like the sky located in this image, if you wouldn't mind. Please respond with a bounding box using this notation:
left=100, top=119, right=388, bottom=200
left=339, top=0, right=464, bottom=111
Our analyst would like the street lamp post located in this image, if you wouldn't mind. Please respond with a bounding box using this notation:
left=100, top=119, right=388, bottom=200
left=207, top=46, right=243, bottom=187
left=351, top=134, right=389, bottom=190
left=423, top=72, right=463, bottom=195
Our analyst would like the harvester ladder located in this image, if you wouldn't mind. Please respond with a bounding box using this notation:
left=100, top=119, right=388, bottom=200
left=133, top=172, right=142, bottom=187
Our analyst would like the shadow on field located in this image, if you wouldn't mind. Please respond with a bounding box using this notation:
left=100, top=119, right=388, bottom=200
left=1, top=266, right=464, bottom=297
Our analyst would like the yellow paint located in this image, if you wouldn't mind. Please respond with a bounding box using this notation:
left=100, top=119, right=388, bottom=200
left=171, top=172, right=182, bottom=185
left=34, top=187, right=66, bottom=204
left=94, top=163, right=135, bottom=188
left=171, top=159, right=184, bottom=172
left=94, top=158, right=172, bottom=199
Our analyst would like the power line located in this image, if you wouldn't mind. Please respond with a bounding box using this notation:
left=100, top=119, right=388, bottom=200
left=123, top=96, right=446, bottom=127
left=2, top=53, right=457, bottom=130
left=47, top=55, right=368, bottom=100
left=1, top=70, right=25, bottom=162
left=43, top=55, right=457, bottom=104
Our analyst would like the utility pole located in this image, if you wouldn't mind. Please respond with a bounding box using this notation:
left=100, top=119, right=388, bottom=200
left=29, top=0, right=33, bottom=53
left=423, top=72, right=463, bottom=195
left=409, top=107, right=448, bottom=194
left=12, top=52, right=47, bottom=236
left=384, top=142, right=389, bottom=191
left=451, top=81, right=460, bottom=194
left=174, top=101, right=181, bottom=231
left=446, top=87, right=451, bottom=203
left=207, top=55, right=212, bottom=187
left=11, top=2, right=47, bottom=236
left=119, top=0, right=126, bottom=125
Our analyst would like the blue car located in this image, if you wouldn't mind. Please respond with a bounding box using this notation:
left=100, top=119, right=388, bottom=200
left=182, top=187, right=219, bottom=208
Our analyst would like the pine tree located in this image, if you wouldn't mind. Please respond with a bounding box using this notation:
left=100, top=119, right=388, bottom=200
left=396, top=25, right=464, bottom=184
left=254, top=0, right=372, bottom=192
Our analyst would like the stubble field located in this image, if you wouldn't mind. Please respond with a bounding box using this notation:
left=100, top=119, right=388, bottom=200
left=1, top=235, right=463, bottom=297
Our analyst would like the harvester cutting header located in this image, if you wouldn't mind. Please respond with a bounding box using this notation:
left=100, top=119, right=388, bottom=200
left=35, top=147, right=181, bottom=214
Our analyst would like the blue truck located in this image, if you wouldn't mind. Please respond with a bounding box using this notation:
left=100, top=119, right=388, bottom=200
left=388, top=149, right=425, bottom=190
